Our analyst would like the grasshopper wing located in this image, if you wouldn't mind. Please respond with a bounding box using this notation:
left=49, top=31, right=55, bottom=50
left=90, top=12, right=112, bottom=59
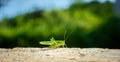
left=39, top=41, right=55, bottom=45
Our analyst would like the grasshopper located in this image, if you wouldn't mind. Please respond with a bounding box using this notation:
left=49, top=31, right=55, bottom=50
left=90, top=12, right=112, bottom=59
left=39, top=37, right=67, bottom=48
left=39, top=26, right=76, bottom=48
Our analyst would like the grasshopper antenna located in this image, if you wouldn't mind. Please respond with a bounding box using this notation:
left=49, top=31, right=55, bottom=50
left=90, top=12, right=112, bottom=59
left=64, top=25, right=77, bottom=47
left=64, top=30, right=67, bottom=47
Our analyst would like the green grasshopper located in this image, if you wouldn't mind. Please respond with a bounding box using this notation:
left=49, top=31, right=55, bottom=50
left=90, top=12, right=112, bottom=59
left=39, top=27, right=76, bottom=48
left=39, top=37, right=67, bottom=48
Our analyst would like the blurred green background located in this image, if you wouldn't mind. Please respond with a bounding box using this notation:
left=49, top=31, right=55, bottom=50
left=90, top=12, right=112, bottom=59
left=0, top=0, right=120, bottom=48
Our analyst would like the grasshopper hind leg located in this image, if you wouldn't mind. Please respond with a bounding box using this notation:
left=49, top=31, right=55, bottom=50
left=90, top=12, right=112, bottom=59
left=62, top=44, right=67, bottom=48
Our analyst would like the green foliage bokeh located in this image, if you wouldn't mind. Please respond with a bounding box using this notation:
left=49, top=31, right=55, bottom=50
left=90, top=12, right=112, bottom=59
left=0, top=1, right=120, bottom=48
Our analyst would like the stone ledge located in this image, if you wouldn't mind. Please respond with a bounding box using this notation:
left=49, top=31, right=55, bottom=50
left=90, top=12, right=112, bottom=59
left=0, top=48, right=120, bottom=62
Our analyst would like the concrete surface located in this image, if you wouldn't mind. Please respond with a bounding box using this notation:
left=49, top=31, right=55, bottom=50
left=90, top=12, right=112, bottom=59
left=0, top=48, right=120, bottom=62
